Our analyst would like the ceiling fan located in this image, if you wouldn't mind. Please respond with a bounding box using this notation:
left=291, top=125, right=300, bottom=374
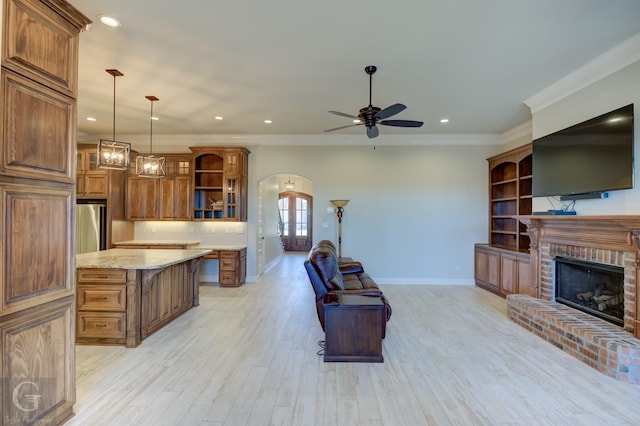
left=325, top=65, right=424, bottom=138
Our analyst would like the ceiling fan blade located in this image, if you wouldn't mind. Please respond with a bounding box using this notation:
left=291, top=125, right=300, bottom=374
left=375, top=103, right=406, bottom=120
left=379, top=119, right=424, bottom=128
left=366, top=125, right=379, bottom=138
left=324, top=123, right=362, bottom=132
left=328, top=110, right=360, bottom=120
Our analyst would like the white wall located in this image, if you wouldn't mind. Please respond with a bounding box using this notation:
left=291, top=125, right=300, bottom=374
left=531, top=59, right=640, bottom=214
left=134, top=221, right=247, bottom=281
left=248, top=143, right=498, bottom=284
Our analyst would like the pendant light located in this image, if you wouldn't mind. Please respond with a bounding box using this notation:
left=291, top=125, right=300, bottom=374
left=98, top=69, right=131, bottom=170
left=135, top=95, right=166, bottom=178
left=284, top=176, right=295, bottom=191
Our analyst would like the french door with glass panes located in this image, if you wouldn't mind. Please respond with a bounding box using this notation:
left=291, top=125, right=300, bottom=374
left=278, top=192, right=313, bottom=252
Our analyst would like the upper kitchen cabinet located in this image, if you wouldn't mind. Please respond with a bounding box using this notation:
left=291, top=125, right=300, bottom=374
left=190, top=147, right=249, bottom=221
left=159, top=154, right=192, bottom=220
left=77, top=144, right=108, bottom=198
left=126, top=154, right=192, bottom=221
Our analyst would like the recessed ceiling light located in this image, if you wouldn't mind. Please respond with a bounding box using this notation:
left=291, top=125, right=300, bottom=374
left=440, top=118, right=449, bottom=124
left=98, top=15, right=121, bottom=28
left=151, top=116, right=159, bottom=121
left=264, top=119, right=272, bottom=124
left=353, top=119, right=361, bottom=123
left=215, top=116, right=223, bottom=120
left=86, top=116, right=97, bottom=122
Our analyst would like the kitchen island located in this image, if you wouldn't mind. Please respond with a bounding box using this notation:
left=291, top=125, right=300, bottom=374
left=76, top=248, right=211, bottom=347
left=113, top=240, right=248, bottom=286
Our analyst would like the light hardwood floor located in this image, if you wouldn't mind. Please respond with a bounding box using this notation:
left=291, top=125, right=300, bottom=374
left=69, top=254, right=640, bottom=425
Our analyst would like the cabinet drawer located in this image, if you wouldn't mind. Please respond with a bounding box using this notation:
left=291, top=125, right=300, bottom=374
left=204, top=251, right=219, bottom=259
left=77, top=285, right=126, bottom=311
left=77, top=269, right=126, bottom=283
left=219, top=258, right=237, bottom=271
left=77, top=312, right=126, bottom=339
left=219, top=271, right=237, bottom=285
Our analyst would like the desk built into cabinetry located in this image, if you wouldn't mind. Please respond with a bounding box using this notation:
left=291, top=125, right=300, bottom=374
left=113, top=241, right=247, bottom=287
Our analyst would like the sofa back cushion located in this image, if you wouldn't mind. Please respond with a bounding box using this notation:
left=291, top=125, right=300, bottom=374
left=307, top=242, right=344, bottom=291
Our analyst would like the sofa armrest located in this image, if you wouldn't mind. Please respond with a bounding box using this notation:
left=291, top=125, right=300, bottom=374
left=338, top=261, right=364, bottom=274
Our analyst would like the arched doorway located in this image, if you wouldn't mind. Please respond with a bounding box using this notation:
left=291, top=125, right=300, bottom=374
left=278, top=191, right=312, bottom=252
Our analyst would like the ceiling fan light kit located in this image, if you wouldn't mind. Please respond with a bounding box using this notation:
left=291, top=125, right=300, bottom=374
left=325, top=65, right=423, bottom=139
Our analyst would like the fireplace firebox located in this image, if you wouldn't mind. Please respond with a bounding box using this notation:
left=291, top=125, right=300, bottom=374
left=555, top=256, right=624, bottom=327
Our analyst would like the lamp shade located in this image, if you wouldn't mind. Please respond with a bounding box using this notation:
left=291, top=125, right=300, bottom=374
left=330, top=199, right=349, bottom=208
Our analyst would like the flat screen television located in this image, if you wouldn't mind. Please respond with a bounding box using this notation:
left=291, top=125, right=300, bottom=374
left=532, top=104, right=634, bottom=198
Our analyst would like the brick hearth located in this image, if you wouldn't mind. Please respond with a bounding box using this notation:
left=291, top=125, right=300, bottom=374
left=510, top=216, right=640, bottom=383
left=507, top=294, right=640, bottom=384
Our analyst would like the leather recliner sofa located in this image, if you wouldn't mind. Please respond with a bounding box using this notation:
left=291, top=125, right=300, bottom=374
left=304, top=240, right=392, bottom=338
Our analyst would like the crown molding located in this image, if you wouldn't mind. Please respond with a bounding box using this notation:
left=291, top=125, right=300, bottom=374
left=500, top=120, right=532, bottom=145
left=525, top=32, right=640, bottom=113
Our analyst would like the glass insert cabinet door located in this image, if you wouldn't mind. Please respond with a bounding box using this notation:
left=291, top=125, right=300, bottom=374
left=278, top=192, right=313, bottom=251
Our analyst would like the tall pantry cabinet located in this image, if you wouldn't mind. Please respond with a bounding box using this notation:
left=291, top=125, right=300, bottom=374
left=0, top=0, right=90, bottom=424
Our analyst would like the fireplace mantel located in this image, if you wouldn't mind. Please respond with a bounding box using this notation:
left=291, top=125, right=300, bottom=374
left=521, top=215, right=640, bottom=338
left=520, top=215, right=640, bottom=253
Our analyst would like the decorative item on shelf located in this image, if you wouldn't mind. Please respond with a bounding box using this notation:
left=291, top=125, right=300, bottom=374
left=330, top=199, right=349, bottom=258
left=98, top=69, right=131, bottom=170
left=136, top=95, right=166, bottom=178
left=284, top=176, right=295, bottom=191
left=209, top=198, right=223, bottom=210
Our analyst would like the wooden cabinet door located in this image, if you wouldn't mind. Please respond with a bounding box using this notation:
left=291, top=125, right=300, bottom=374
left=474, top=246, right=500, bottom=291
left=127, top=177, right=158, bottom=220
left=0, top=298, right=75, bottom=423
left=500, top=254, right=518, bottom=295
left=0, top=70, right=75, bottom=183
left=84, top=173, right=109, bottom=198
left=2, top=0, right=86, bottom=96
left=517, top=257, right=535, bottom=297
left=159, top=176, right=191, bottom=220
left=0, top=184, right=74, bottom=314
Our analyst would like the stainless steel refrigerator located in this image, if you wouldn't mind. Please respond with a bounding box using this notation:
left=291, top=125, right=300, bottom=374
left=76, top=202, right=107, bottom=254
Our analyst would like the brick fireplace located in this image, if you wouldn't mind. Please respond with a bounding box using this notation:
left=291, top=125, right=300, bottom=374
left=507, top=216, right=640, bottom=384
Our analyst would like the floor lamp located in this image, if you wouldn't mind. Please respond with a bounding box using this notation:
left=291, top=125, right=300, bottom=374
left=330, top=200, right=349, bottom=258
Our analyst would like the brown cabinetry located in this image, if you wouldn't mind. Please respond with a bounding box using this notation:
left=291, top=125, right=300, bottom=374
left=159, top=155, right=191, bottom=220
left=488, top=144, right=532, bottom=252
left=217, top=248, right=247, bottom=286
left=475, top=144, right=534, bottom=298
left=474, top=244, right=500, bottom=292
left=0, top=1, right=90, bottom=423
left=77, top=144, right=109, bottom=197
left=191, top=147, right=249, bottom=221
left=474, top=244, right=533, bottom=297
left=76, top=269, right=127, bottom=342
left=127, top=174, right=159, bottom=220
left=126, top=154, right=191, bottom=220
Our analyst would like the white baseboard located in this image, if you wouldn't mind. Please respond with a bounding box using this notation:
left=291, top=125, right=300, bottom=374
left=374, top=278, right=475, bottom=285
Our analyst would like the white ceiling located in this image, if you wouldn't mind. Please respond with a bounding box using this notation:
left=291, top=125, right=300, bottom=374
left=70, top=0, right=640, bottom=143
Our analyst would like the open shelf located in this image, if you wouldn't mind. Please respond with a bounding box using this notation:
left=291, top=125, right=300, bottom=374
left=487, top=145, right=532, bottom=253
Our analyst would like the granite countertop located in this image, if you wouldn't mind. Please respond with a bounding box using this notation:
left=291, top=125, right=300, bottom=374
left=76, top=248, right=212, bottom=270
left=196, top=245, right=247, bottom=251
left=113, top=240, right=200, bottom=246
